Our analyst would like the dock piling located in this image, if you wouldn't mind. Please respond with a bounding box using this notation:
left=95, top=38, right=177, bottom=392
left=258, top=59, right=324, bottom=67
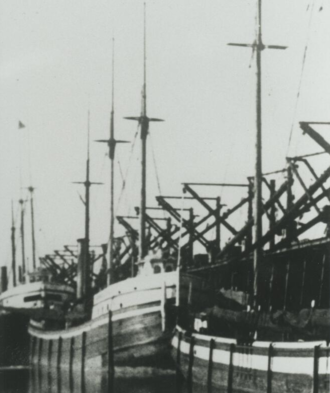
left=207, top=339, right=215, bottom=393
left=108, top=310, right=114, bottom=392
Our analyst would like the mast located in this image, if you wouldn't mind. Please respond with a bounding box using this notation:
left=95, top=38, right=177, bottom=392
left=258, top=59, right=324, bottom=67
left=74, top=113, right=103, bottom=299
left=96, top=39, right=128, bottom=285
left=28, top=186, right=37, bottom=270
left=11, top=202, right=17, bottom=287
left=228, top=0, right=286, bottom=307
left=253, top=0, right=263, bottom=308
left=125, top=3, right=164, bottom=260
left=19, top=198, right=26, bottom=281
left=140, top=5, right=147, bottom=260
left=109, top=46, right=115, bottom=285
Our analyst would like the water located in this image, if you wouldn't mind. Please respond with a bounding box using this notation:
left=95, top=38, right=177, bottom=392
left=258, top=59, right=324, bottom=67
left=0, top=367, right=180, bottom=393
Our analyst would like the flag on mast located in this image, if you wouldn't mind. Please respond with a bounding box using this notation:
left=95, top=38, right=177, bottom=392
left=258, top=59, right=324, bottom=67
left=18, top=121, right=25, bottom=129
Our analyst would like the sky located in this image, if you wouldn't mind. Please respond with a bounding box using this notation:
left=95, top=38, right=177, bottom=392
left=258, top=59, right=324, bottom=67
left=0, top=0, right=329, bottom=277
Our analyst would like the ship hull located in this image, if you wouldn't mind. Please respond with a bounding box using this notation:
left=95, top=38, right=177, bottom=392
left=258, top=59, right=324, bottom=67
left=29, top=271, right=180, bottom=380
left=172, top=326, right=330, bottom=393
left=0, top=312, right=30, bottom=366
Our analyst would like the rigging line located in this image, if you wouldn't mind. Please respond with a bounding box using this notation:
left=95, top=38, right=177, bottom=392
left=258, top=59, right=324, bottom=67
left=117, top=159, right=124, bottom=181
left=150, top=132, right=162, bottom=197
left=285, top=0, right=317, bottom=157
left=115, top=123, right=139, bottom=214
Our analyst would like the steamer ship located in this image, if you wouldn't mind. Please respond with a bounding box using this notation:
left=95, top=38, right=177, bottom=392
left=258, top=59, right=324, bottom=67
left=171, top=1, right=330, bottom=392
left=28, top=6, right=180, bottom=387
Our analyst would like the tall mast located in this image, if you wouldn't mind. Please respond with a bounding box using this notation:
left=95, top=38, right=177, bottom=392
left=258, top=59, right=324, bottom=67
left=19, top=198, right=26, bottom=281
left=140, top=4, right=147, bottom=260
left=125, top=3, right=164, bottom=260
left=96, top=39, right=128, bottom=285
left=253, top=0, right=263, bottom=308
left=228, top=0, right=286, bottom=307
left=28, top=186, right=37, bottom=270
left=11, top=202, right=17, bottom=287
left=109, top=41, right=115, bottom=285
left=85, top=116, right=90, bottom=266
left=74, top=113, right=102, bottom=297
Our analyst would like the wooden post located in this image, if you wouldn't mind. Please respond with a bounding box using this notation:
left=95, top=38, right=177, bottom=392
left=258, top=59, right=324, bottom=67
left=300, top=258, right=307, bottom=308
left=81, top=332, right=87, bottom=381
left=268, top=264, right=274, bottom=311
left=215, top=197, right=221, bottom=251
left=283, top=259, right=291, bottom=311
left=246, top=180, right=253, bottom=249
left=30, top=336, right=36, bottom=365
left=188, top=208, right=194, bottom=262
left=48, top=340, right=53, bottom=368
left=269, top=180, right=276, bottom=249
left=207, top=339, right=215, bottom=393
left=38, top=338, right=43, bottom=367
left=0, top=267, right=8, bottom=293
left=187, top=336, right=195, bottom=393
left=176, top=331, right=182, bottom=367
left=227, top=344, right=235, bottom=393
left=108, top=311, right=114, bottom=392
left=69, top=337, right=75, bottom=381
left=267, top=343, right=273, bottom=393
left=57, top=337, right=62, bottom=370
left=313, top=345, right=319, bottom=393
left=69, top=337, right=74, bottom=393
left=160, top=280, right=166, bottom=331
left=56, top=337, right=62, bottom=393
left=286, top=163, right=294, bottom=242
left=176, top=331, right=183, bottom=393
left=188, top=281, right=193, bottom=307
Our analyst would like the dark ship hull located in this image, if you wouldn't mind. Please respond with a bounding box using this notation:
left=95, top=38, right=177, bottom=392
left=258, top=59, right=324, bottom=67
left=0, top=312, right=29, bottom=367
left=29, top=271, right=178, bottom=383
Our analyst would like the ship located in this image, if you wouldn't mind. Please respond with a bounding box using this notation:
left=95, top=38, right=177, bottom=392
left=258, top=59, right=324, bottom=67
left=171, top=1, right=330, bottom=392
left=0, top=188, right=75, bottom=366
left=28, top=6, right=180, bottom=388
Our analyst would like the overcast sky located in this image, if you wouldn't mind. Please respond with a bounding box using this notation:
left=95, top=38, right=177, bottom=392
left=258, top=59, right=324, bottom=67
left=0, top=0, right=329, bottom=275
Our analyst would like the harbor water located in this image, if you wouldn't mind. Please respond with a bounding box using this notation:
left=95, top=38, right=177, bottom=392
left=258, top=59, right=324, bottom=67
left=0, top=367, right=180, bottom=393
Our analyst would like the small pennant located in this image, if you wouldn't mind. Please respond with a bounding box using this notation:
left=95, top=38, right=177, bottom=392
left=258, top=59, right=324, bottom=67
left=18, top=121, right=25, bottom=129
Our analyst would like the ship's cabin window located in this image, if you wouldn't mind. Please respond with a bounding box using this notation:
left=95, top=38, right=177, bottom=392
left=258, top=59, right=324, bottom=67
left=24, top=295, right=41, bottom=302
left=153, top=264, right=162, bottom=274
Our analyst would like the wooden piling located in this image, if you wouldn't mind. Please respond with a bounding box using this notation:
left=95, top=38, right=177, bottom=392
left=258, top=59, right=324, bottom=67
left=176, top=331, right=183, bottom=393
left=313, top=345, right=319, bottom=393
left=47, top=340, right=53, bottom=368
left=69, top=337, right=75, bottom=381
left=108, top=311, right=114, bottom=392
left=187, top=336, right=195, bottom=393
left=207, top=339, right=215, bottom=393
left=283, top=259, right=291, bottom=310
left=300, top=258, right=307, bottom=308
left=267, top=343, right=273, bottom=393
left=57, top=337, right=62, bottom=370
left=81, top=332, right=87, bottom=382
left=38, top=338, right=43, bottom=367
left=30, top=336, right=36, bottom=365
left=227, top=343, right=235, bottom=393
left=268, top=264, right=274, bottom=310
